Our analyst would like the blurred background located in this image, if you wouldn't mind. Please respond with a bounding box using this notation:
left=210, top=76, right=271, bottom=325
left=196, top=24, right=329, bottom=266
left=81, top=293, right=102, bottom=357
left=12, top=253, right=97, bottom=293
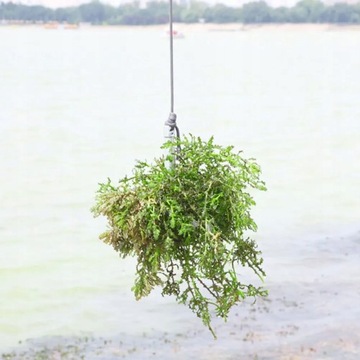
left=0, top=1, right=359, bottom=358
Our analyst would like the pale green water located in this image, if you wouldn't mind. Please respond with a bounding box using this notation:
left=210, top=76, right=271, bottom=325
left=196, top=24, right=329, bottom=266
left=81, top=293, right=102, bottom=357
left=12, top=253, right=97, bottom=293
left=0, top=26, right=360, bottom=351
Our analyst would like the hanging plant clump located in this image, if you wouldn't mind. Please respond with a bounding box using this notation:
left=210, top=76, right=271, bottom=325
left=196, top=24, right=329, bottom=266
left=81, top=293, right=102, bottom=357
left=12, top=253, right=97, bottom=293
left=92, top=135, right=267, bottom=337
left=92, top=0, right=267, bottom=338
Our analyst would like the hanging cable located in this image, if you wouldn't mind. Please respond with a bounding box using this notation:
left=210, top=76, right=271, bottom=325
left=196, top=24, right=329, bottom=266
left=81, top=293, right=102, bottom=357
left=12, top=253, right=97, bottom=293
left=164, top=0, right=180, bottom=143
left=169, top=0, right=175, bottom=114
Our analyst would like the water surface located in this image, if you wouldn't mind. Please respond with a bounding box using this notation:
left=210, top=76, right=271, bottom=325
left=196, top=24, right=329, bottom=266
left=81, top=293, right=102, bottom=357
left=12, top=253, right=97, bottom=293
left=0, top=25, right=359, bottom=357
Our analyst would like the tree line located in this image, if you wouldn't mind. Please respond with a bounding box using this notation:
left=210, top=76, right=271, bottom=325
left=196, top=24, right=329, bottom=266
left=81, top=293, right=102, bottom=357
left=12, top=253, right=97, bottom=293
left=1, top=0, right=360, bottom=25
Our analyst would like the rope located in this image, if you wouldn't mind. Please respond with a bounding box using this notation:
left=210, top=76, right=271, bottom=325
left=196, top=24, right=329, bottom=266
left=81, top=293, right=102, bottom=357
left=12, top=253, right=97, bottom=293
left=165, top=0, right=180, bottom=143
left=169, top=0, right=175, bottom=114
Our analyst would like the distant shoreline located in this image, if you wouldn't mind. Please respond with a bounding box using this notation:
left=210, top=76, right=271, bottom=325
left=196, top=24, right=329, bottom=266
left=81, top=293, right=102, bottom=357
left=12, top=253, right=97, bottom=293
left=1, top=22, right=360, bottom=32
left=172, top=23, right=360, bottom=32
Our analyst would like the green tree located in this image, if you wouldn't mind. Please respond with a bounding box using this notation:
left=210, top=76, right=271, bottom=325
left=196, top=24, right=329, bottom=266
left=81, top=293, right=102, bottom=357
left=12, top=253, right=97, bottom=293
left=1, top=2, right=17, bottom=20
left=78, top=1, right=112, bottom=24
left=271, top=6, right=291, bottom=23
left=291, top=0, right=325, bottom=23
left=54, top=7, right=80, bottom=23
left=146, top=1, right=170, bottom=23
left=242, top=1, right=272, bottom=24
left=350, top=3, right=360, bottom=23
left=180, top=1, right=207, bottom=23
left=14, top=5, right=52, bottom=22
left=115, top=3, right=146, bottom=25
left=2, top=0, right=360, bottom=26
left=323, top=2, right=355, bottom=23
left=204, top=4, right=241, bottom=23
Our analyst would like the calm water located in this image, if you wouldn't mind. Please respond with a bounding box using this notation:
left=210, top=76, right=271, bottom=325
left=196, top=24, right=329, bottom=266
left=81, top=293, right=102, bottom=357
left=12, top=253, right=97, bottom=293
left=1, top=25, right=360, bottom=351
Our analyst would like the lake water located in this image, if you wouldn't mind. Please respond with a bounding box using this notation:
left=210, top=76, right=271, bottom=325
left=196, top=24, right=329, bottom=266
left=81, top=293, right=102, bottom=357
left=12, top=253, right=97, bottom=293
left=0, top=25, right=359, bottom=357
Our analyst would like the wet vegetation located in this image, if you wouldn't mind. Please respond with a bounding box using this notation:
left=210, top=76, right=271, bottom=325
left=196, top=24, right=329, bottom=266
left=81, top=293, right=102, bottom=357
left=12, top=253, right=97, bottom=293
left=92, top=136, right=267, bottom=336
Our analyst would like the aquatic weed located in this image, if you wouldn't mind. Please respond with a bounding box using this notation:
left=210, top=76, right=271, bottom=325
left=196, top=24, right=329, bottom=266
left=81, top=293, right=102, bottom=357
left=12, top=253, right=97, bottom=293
left=92, top=135, right=267, bottom=337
